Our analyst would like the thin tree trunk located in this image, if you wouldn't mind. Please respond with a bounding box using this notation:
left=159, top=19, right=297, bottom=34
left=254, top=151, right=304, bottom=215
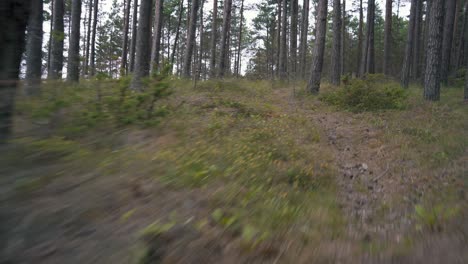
left=307, top=0, right=328, bottom=93
left=360, top=0, right=375, bottom=76
left=129, top=0, right=138, bottom=72
left=121, top=0, right=131, bottom=76
left=171, top=0, right=184, bottom=72
left=150, top=0, right=164, bottom=74
left=0, top=0, right=30, bottom=142
left=290, top=0, right=298, bottom=79
left=279, top=0, right=287, bottom=80
left=412, top=0, right=423, bottom=79
left=210, top=0, right=218, bottom=77
left=25, top=0, right=44, bottom=94
left=218, top=0, right=232, bottom=78
left=300, top=0, right=309, bottom=80
left=357, top=0, right=363, bottom=75
left=276, top=0, right=281, bottom=78
left=421, top=0, right=432, bottom=85
left=341, top=0, right=346, bottom=75
left=183, top=0, right=200, bottom=78
left=236, top=0, right=244, bottom=77
left=67, top=0, right=82, bottom=82
left=90, top=0, right=98, bottom=76
left=197, top=0, right=204, bottom=80
left=383, top=0, right=392, bottom=75
left=47, top=0, right=54, bottom=75
left=130, top=0, right=152, bottom=90
left=330, top=0, right=342, bottom=85
left=441, top=0, right=457, bottom=84
left=49, top=0, right=64, bottom=79
left=401, top=0, right=417, bottom=88
left=84, top=0, right=92, bottom=75
left=424, top=0, right=445, bottom=101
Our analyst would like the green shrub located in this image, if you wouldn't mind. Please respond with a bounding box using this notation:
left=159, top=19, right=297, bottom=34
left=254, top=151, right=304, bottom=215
left=320, top=75, right=407, bottom=112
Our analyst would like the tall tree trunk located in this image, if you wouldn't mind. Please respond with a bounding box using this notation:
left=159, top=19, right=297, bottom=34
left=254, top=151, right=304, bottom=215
left=171, top=0, right=184, bottom=72
left=290, top=0, right=298, bottom=79
left=183, top=0, right=200, bottom=78
left=235, top=0, right=244, bottom=77
left=360, top=0, right=375, bottom=76
left=84, top=0, right=92, bottom=75
left=300, top=0, right=309, bottom=80
left=150, top=0, right=164, bottom=74
left=441, top=0, right=457, bottom=84
left=307, top=0, right=328, bottom=93
left=356, top=0, right=363, bottom=75
left=279, top=0, right=287, bottom=80
left=458, top=1, right=468, bottom=68
left=129, top=0, right=138, bottom=72
left=412, top=0, right=423, bottom=79
left=276, top=0, right=281, bottom=78
left=47, top=0, right=54, bottom=75
left=130, top=0, right=152, bottom=90
left=424, top=0, right=445, bottom=101
left=421, top=0, right=431, bottom=85
left=197, top=0, right=204, bottom=79
left=330, top=0, right=342, bottom=85
left=383, top=0, right=392, bottom=75
left=67, top=0, right=82, bottom=82
left=49, top=0, right=64, bottom=79
left=25, top=0, right=44, bottom=94
left=90, top=0, right=98, bottom=76
left=121, top=0, right=131, bottom=76
left=401, top=0, right=417, bottom=88
left=341, top=0, right=346, bottom=75
left=0, top=0, right=30, bottom=142
left=210, top=0, right=218, bottom=77
left=218, top=0, right=232, bottom=78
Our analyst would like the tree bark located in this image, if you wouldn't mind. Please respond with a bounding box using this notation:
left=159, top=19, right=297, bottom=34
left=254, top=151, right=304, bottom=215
left=279, top=0, right=287, bottom=80
left=218, top=0, right=232, bottom=78
left=383, top=0, right=392, bottom=75
left=412, top=0, right=423, bottom=79
left=67, top=0, right=82, bottom=82
left=121, top=0, right=131, bottom=76
left=0, top=0, right=30, bottom=142
left=307, top=0, right=328, bottom=93
left=300, top=0, right=309, bottom=80
left=236, top=0, right=245, bottom=77
left=171, top=0, right=184, bottom=72
left=360, top=0, right=375, bottom=76
left=47, top=0, right=54, bottom=75
left=90, top=0, right=98, bottom=76
left=84, top=0, right=92, bottom=75
left=330, top=0, right=342, bottom=85
left=210, top=0, right=218, bottom=77
left=183, top=0, right=200, bottom=78
left=25, top=0, right=43, bottom=94
left=276, top=0, right=281, bottom=78
left=129, top=0, right=138, bottom=72
left=197, top=0, right=204, bottom=79
left=48, top=0, right=64, bottom=79
left=401, top=0, right=417, bottom=88
left=130, top=0, right=152, bottom=90
left=150, top=0, right=164, bottom=74
left=424, top=0, right=445, bottom=101
left=441, top=0, right=457, bottom=84
left=356, top=0, right=363, bottom=75
left=341, top=0, right=346, bottom=75
left=290, top=0, right=298, bottom=79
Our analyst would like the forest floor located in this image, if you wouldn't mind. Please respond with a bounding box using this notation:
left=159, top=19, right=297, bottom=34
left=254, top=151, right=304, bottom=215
left=0, top=79, right=467, bottom=263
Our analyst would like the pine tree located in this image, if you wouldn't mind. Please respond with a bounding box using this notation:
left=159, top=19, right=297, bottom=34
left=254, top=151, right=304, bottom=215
left=25, top=0, right=44, bottom=94
left=218, top=0, right=232, bottom=77
left=150, top=0, right=164, bottom=74
left=383, top=0, right=392, bottom=75
left=131, top=0, right=152, bottom=89
left=67, top=0, right=82, bottom=82
left=441, top=0, right=457, bottom=84
left=49, top=0, right=65, bottom=79
left=401, top=0, right=417, bottom=88
left=330, top=0, right=342, bottom=85
left=307, top=0, right=328, bottom=93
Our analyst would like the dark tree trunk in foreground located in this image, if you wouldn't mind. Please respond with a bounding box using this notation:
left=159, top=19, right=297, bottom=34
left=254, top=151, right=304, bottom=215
left=218, top=0, right=232, bottom=78
left=307, top=0, right=328, bottom=93
left=383, top=0, right=392, bottom=75
left=131, top=0, right=152, bottom=89
left=424, top=0, right=445, bottom=101
left=412, top=0, right=422, bottom=79
left=183, top=0, right=200, bottom=78
left=25, top=0, right=44, bottom=94
left=84, top=0, right=92, bottom=75
left=90, top=0, right=98, bottom=76
left=121, top=0, right=131, bottom=75
left=0, top=0, right=30, bottom=142
left=300, top=0, right=309, bottom=79
left=401, top=0, right=417, bottom=89
left=290, top=0, right=298, bottom=79
left=171, top=0, right=184, bottom=71
left=49, top=0, right=64, bottom=79
left=129, top=0, right=138, bottom=72
left=440, top=0, right=457, bottom=84
left=67, top=0, right=82, bottom=82
left=330, top=0, right=342, bottom=85
left=356, top=0, right=363, bottom=75
left=210, top=0, right=218, bottom=77
left=279, top=0, right=287, bottom=80
left=150, top=0, right=164, bottom=74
